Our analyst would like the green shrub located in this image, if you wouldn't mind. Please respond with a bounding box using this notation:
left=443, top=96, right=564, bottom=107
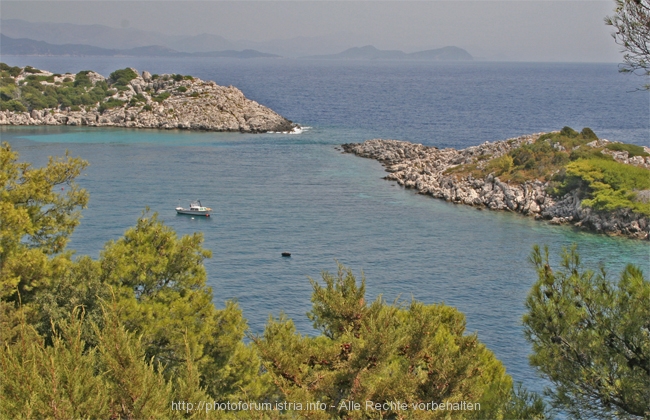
left=24, top=80, right=46, bottom=92
left=129, top=94, right=147, bottom=106
left=580, top=127, right=598, bottom=140
left=23, top=66, right=41, bottom=74
left=569, top=147, right=614, bottom=161
left=26, top=75, right=54, bottom=83
left=176, top=86, right=187, bottom=93
left=560, top=126, right=579, bottom=137
left=485, top=154, right=514, bottom=176
left=21, top=97, right=44, bottom=110
left=0, top=63, right=21, bottom=77
left=74, top=71, right=93, bottom=88
left=98, top=99, right=125, bottom=113
left=173, top=74, right=184, bottom=82
left=183, top=75, right=194, bottom=81
left=0, top=85, right=18, bottom=101
left=538, top=127, right=597, bottom=151
left=561, top=158, right=650, bottom=215
left=151, top=74, right=159, bottom=80
left=190, top=92, right=200, bottom=98
left=0, top=99, right=26, bottom=112
left=605, top=142, right=649, bottom=157
left=0, top=76, right=16, bottom=87
left=108, top=68, right=138, bottom=87
left=152, top=92, right=170, bottom=103
left=142, top=104, right=153, bottom=112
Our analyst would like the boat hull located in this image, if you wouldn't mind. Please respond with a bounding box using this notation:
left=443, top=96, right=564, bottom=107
left=176, top=208, right=210, bottom=216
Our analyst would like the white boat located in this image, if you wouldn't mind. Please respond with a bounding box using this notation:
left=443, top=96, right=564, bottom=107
left=176, top=200, right=212, bottom=217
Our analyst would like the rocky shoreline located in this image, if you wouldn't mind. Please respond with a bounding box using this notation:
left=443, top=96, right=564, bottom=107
left=0, top=67, right=295, bottom=133
left=342, top=135, right=650, bottom=240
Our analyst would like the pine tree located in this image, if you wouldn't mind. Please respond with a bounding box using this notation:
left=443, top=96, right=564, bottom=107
left=254, top=265, right=522, bottom=419
left=0, top=141, right=88, bottom=301
left=524, top=245, right=650, bottom=418
left=96, top=212, right=267, bottom=401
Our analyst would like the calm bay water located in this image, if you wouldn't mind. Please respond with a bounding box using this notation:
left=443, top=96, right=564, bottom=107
left=1, top=57, right=649, bottom=395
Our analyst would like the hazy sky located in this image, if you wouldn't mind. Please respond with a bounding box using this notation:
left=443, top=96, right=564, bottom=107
left=1, top=1, right=624, bottom=61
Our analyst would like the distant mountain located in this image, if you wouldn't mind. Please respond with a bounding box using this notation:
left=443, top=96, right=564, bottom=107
left=1, top=34, right=120, bottom=56
left=1, top=19, right=219, bottom=51
left=305, top=45, right=473, bottom=61
left=0, top=35, right=280, bottom=58
left=0, top=19, right=472, bottom=59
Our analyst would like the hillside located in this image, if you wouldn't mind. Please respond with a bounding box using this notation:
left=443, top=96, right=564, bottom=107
left=0, top=34, right=279, bottom=58
left=0, top=63, right=295, bottom=133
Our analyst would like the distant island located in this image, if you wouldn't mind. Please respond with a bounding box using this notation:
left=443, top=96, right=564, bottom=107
left=305, top=45, right=473, bottom=61
left=0, top=35, right=280, bottom=59
left=343, top=128, right=650, bottom=239
left=0, top=64, right=295, bottom=133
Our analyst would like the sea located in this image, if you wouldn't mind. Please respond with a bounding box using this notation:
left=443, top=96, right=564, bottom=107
left=1, top=56, right=649, bottom=397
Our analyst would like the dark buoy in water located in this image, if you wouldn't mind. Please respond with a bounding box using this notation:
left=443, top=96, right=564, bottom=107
left=281, top=252, right=291, bottom=257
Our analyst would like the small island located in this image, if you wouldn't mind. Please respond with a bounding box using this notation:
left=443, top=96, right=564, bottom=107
left=343, top=128, right=650, bottom=239
left=0, top=63, right=295, bottom=133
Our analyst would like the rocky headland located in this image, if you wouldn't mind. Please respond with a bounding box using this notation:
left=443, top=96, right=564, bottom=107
left=342, top=134, right=650, bottom=240
left=0, top=65, right=295, bottom=133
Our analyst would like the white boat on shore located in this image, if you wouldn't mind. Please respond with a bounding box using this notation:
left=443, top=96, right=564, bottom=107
left=176, top=200, right=212, bottom=217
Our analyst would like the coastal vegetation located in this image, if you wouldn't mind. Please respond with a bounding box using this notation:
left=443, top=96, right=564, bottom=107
left=559, top=158, right=650, bottom=216
left=0, top=64, right=295, bottom=133
left=0, top=63, right=203, bottom=114
left=1, top=63, right=112, bottom=112
left=445, top=127, right=650, bottom=217
left=0, top=143, right=554, bottom=418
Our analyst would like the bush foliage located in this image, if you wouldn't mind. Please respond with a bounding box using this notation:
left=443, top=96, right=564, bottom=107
left=560, top=158, right=650, bottom=215
left=0, top=64, right=181, bottom=113
left=447, top=126, right=650, bottom=216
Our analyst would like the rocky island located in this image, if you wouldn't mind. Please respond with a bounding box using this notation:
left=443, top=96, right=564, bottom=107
left=343, top=128, right=650, bottom=239
left=0, top=64, right=295, bottom=133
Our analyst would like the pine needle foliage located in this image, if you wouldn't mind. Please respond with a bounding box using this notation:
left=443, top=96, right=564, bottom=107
left=254, top=265, right=538, bottom=419
left=0, top=304, right=214, bottom=419
left=0, top=141, right=88, bottom=301
left=524, top=245, right=650, bottom=419
left=96, top=212, right=266, bottom=401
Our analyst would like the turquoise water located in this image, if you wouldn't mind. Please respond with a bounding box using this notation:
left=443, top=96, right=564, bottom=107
left=2, top=58, right=648, bottom=396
